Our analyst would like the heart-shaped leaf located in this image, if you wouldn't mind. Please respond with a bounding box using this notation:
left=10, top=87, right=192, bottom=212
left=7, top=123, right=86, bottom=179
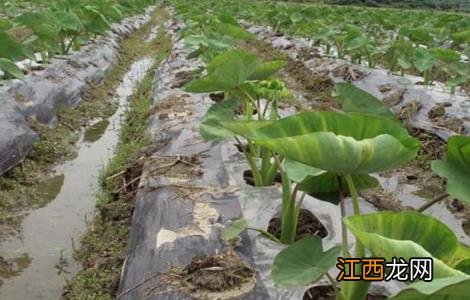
left=272, top=237, right=341, bottom=287
left=199, top=97, right=273, bottom=141
left=432, top=136, right=470, bottom=203
left=429, top=48, right=461, bottom=63
left=223, top=112, right=420, bottom=175
left=248, top=60, right=286, bottom=81
left=215, top=23, right=254, bottom=40
left=334, top=83, right=396, bottom=120
left=184, top=50, right=261, bottom=92
left=0, top=32, right=31, bottom=61
left=283, top=159, right=378, bottom=204
left=344, top=212, right=470, bottom=278
left=390, top=276, right=470, bottom=299
left=0, top=58, right=25, bottom=80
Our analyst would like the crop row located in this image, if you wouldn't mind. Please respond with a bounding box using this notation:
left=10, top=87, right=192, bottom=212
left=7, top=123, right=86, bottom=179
left=0, top=0, right=156, bottom=80
left=194, top=0, right=470, bottom=94
left=169, top=0, right=470, bottom=298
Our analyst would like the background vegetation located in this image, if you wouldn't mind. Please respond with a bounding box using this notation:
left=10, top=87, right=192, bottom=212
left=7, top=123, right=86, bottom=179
left=272, top=0, right=470, bottom=12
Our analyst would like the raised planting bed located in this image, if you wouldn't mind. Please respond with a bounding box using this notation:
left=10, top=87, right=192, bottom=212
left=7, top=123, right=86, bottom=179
left=116, top=2, right=470, bottom=300
left=0, top=6, right=155, bottom=175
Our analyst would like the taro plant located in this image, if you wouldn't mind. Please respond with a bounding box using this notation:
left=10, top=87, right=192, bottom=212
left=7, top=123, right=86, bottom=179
left=273, top=211, right=470, bottom=299
left=429, top=48, right=470, bottom=94
left=417, top=135, right=470, bottom=212
left=181, top=14, right=255, bottom=63
left=0, top=31, right=33, bottom=79
left=338, top=211, right=470, bottom=299
left=0, top=0, right=152, bottom=77
left=184, top=49, right=290, bottom=187
left=223, top=111, right=420, bottom=250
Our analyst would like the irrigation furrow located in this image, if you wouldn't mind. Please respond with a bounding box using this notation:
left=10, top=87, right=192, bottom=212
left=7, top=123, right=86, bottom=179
left=0, top=6, right=171, bottom=299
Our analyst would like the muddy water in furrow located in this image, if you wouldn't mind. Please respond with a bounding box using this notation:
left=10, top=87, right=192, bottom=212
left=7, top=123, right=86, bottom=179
left=0, top=57, right=154, bottom=300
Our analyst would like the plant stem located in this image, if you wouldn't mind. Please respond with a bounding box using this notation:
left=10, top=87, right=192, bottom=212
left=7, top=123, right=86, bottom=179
left=247, top=227, right=281, bottom=244
left=339, top=186, right=350, bottom=258
left=345, top=175, right=361, bottom=216
left=260, top=148, right=271, bottom=185
left=239, top=140, right=263, bottom=186
left=239, top=88, right=263, bottom=120
left=326, top=273, right=340, bottom=300
left=264, top=159, right=279, bottom=185
left=416, top=193, right=448, bottom=212
left=274, top=154, right=298, bottom=244
left=65, top=35, right=78, bottom=54
left=345, top=175, right=364, bottom=258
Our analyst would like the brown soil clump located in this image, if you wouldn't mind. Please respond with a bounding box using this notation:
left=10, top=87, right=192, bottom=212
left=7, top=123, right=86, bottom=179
left=383, top=88, right=406, bottom=107
left=148, top=93, right=192, bottom=119
left=267, top=208, right=328, bottom=240
left=397, top=100, right=422, bottom=122
left=303, top=285, right=387, bottom=300
left=160, top=252, right=255, bottom=299
left=332, top=64, right=367, bottom=81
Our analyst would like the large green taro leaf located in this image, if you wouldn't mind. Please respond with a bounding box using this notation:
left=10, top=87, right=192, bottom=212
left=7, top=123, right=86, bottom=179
left=215, top=22, right=254, bottom=41
left=334, top=83, right=396, bottom=120
left=283, top=159, right=378, bottom=204
left=0, top=32, right=31, bottom=61
left=272, top=237, right=341, bottom=287
left=185, top=50, right=286, bottom=93
left=0, top=58, right=25, bottom=80
left=432, top=136, right=470, bottom=204
left=390, top=276, right=470, bottom=300
left=344, top=212, right=470, bottom=278
left=222, top=112, right=420, bottom=175
left=200, top=97, right=239, bottom=140
left=184, top=50, right=261, bottom=93
left=199, top=97, right=273, bottom=141
left=247, top=60, right=286, bottom=81
left=429, top=48, right=461, bottom=63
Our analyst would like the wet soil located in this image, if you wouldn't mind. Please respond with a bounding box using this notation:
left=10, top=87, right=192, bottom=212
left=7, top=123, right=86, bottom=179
left=65, top=28, right=173, bottom=300
left=0, top=57, right=155, bottom=300
left=267, top=208, right=328, bottom=240
left=83, top=119, right=110, bottom=143
left=0, top=7, right=172, bottom=299
left=161, top=251, right=255, bottom=298
left=303, top=285, right=387, bottom=300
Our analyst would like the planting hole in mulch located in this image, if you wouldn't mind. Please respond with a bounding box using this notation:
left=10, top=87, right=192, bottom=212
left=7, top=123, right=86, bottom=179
left=303, top=285, right=387, bottom=300
left=332, top=64, right=366, bottom=82
left=410, top=128, right=446, bottom=167
left=209, top=92, right=225, bottom=103
left=160, top=251, right=256, bottom=299
left=242, top=169, right=281, bottom=186
left=267, top=208, right=328, bottom=240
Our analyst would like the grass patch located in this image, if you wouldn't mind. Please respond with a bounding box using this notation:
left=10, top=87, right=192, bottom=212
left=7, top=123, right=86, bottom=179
left=0, top=7, right=170, bottom=235
left=64, top=10, right=172, bottom=300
